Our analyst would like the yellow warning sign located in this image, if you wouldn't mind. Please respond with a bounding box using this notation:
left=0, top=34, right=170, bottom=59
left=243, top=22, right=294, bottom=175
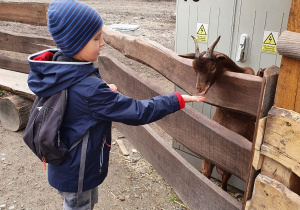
left=196, top=23, right=208, bottom=43
left=264, top=33, right=276, bottom=45
left=196, top=35, right=208, bottom=43
left=262, top=31, right=278, bottom=54
left=197, top=25, right=207, bottom=35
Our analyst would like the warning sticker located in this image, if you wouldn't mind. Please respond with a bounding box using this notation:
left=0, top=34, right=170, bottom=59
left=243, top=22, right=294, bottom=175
left=262, top=31, right=279, bottom=54
left=196, top=23, right=208, bottom=43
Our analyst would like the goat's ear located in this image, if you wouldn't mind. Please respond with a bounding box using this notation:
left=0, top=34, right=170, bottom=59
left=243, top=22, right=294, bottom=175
left=216, top=53, right=227, bottom=61
left=178, top=53, right=196, bottom=59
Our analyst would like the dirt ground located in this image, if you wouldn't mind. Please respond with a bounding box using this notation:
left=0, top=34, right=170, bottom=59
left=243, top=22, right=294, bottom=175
left=0, top=0, right=242, bottom=209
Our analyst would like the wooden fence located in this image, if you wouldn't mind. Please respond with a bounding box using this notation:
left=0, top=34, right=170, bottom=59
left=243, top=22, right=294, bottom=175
left=1, top=2, right=297, bottom=210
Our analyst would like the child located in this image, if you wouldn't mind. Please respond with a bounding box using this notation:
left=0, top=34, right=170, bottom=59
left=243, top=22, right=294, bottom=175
left=27, top=0, right=205, bottom=209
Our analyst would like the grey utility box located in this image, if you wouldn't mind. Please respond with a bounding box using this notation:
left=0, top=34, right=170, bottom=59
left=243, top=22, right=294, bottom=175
left=174, top=0, right=291, bottom=190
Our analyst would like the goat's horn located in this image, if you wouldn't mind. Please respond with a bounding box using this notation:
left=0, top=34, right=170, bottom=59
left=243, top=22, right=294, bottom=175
left=191, top=36, right=200, bottom=58
left=205, top=36, right=221, bottom=58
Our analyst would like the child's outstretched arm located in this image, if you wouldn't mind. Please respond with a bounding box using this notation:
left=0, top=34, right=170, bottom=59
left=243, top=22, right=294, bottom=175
left=181, top=95, right=206, bottom=103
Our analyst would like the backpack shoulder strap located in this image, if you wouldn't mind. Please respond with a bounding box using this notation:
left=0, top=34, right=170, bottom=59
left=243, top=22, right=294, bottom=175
left=77, top=131, right=89, bottom=202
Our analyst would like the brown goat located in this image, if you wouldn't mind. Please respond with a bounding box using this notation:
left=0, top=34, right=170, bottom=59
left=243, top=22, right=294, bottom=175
left=180, top=36, right=258, bottom=191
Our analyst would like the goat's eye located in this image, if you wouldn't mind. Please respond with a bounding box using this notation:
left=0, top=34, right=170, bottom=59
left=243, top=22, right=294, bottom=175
left=210, top=67, right=215, bottom=72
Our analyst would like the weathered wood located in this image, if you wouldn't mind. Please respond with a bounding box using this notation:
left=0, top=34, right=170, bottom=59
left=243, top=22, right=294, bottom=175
left=0, top=31, right=55, bottom=54
left=252, top=117, right=267, bottom=170
left=113, top=122, right=242, bottom=210
left=245, top=174, right=300, bottom=210
left=102, top=25, right=263, bottom=117
left=261, top=156, right=300, bottom=195
left=0, top=68, right=34, bottom=100
left=97, top=55, right=252, bottom=181
left=116, top=140, right=129, bottom=156
left=0, top=2, right=48, bottom=26
left=277, top=30, right=300, bottom=60
left=0, top=95, right=33, bottom=131
left=244, top=66, right=280, bottom=204
left=274, top=0, right=300, bottom=113
left=264, top=107, right=300, bottom=162
left=0, top=54, right=29, bottom=74
left=261, top=144, right=300, bottom=178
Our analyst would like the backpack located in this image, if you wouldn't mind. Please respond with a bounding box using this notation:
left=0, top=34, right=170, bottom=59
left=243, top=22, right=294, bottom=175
left=23, top=89, right=71, bottom=166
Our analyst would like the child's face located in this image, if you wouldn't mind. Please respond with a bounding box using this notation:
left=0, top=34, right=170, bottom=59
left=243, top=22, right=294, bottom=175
left=73, top=27, right=105, bottom=62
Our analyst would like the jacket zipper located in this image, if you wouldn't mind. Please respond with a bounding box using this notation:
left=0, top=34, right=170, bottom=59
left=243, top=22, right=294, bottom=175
left=99, top=136, right=111, bottom=174
left=40, top=106, right=48, bottom=170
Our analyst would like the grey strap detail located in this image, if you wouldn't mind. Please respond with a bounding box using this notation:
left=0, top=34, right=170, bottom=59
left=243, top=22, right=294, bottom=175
left=69, top=137, right=83, bottom=151
left=77, top=131, right=89, bottom=204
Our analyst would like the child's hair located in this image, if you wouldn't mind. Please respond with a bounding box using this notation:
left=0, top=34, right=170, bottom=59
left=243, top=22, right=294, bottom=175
left=47, top=0, right=103, bottom=57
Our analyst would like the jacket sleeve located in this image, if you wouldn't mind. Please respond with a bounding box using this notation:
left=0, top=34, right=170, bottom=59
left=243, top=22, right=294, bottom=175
left=87, top=79, right=183, bottom=125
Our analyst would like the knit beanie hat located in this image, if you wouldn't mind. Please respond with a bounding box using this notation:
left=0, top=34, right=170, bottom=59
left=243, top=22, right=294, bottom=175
left=48, top=0, right=103, bottom=57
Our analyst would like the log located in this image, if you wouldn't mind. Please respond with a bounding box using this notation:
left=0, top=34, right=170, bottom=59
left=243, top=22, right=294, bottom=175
left=0, top=95, right=33, bottom=131
left=0, top=68, right=34, bottom=100
left=277, top=30, right=300, bottom=60
left=245, top=174, right=300, bottom=210
left=0, top=2, right=48, bottom=26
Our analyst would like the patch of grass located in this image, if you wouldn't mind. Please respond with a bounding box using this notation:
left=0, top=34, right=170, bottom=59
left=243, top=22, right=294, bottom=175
left=169, top=195, right=189, bottom=209
left=0, top=89, right=7, bottom=97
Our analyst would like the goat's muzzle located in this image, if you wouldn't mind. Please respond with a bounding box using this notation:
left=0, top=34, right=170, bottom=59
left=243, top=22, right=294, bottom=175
left=197, top=85, right=210, bottom=96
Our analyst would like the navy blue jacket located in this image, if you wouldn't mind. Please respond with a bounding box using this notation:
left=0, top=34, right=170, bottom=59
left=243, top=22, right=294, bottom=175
left=27, top=49, right=183, bottom=192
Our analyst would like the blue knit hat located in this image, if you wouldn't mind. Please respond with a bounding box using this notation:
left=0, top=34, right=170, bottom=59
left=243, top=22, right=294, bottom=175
left=48, top=0, right=103, bottom=57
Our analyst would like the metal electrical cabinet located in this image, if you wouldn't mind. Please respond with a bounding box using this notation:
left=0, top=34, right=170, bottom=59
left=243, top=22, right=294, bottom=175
left=174, top=0, right=291, bottom=190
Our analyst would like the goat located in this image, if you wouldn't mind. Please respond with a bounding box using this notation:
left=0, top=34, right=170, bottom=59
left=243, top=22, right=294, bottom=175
left=179, top=36, right=260, bottom=191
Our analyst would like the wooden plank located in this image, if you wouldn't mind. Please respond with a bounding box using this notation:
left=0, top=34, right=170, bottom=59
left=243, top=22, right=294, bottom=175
left=0, top=55, right=29, bottom=74
left=113, top=122, right=242, bottom=210
left=0, top=2, right=48, bottom=26
left=102, top=25, right=263, bottom=117
left=252, top=117, right=267, bottom=170
left=277, top=30, right=300, bottom=60
left=244, top=66, right=280, bottom=204
left=261, top=144, right=300, bottom=178
left=0, top=31, right=55, bottom=54
left=0, top=68, right=34, bottom=100
left=261, top=156, right=300, bottom=195
left=97, top=55, right=252, bottom=181
left=116, top=140, right=129, bottom=156
left=245, top=174, right=300, bottom=210
left=264, top=107, right=300, bottom=162
left=274, top=0, right=300, bottom=113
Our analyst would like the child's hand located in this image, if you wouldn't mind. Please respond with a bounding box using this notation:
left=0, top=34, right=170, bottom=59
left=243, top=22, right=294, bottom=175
left=182, top=95, right=206, bottom=103
left=108, top=84, right=117, bottom=92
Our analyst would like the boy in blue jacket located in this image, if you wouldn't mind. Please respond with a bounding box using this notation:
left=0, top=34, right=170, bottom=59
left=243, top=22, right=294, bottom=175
left=27, top=0, right=205, bottom=209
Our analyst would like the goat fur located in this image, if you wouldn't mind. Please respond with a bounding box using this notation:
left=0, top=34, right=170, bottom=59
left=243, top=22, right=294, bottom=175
left=180, top=36, right=261, bottom=191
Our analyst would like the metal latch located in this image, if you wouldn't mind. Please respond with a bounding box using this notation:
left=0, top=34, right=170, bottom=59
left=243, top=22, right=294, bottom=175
left=236, top=34, right=249, bottom=62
